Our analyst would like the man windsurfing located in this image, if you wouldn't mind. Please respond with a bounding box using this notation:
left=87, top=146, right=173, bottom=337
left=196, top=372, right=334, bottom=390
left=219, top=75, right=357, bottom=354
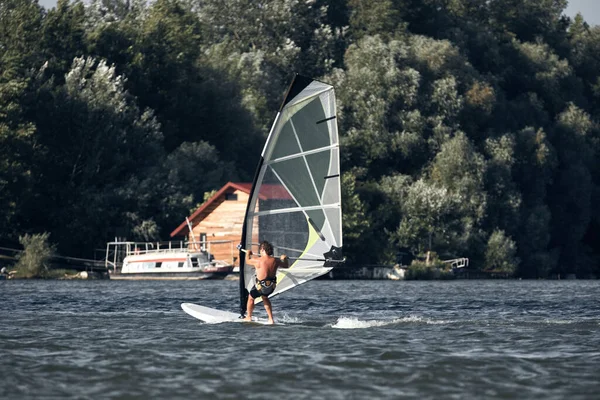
left=243, top=241, right=290, bottom=324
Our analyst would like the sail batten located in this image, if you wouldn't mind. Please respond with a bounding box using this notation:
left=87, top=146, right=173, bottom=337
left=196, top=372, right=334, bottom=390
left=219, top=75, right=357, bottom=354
left=239, top=75, right=343, bottom=314
left=316, top=116, right=337, bottom=124
left=251, top=203, right=340, bottom=217
left=267, top=144, right=338, bottom=164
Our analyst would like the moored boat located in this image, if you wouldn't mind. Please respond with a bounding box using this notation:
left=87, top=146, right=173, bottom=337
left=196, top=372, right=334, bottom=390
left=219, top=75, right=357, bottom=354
left=106, top=240, right=233, bottom=280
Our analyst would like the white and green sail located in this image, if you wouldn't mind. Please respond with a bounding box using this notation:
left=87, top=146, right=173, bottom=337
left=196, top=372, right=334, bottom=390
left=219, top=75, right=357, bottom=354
left=239, top=75, right=343, bottom=314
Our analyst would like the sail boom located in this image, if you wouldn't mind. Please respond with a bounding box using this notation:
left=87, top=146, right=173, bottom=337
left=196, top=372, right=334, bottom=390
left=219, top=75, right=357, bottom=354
left=288, top=257, right=347, bottom=263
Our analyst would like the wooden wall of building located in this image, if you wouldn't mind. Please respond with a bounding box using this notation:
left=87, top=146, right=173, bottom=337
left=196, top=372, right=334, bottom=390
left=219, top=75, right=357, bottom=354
left=187, top=189, right=258, bottom=266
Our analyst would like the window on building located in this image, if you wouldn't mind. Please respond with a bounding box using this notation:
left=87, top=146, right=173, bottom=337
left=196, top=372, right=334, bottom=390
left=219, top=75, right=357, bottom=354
left=225, top=193, right=238, bottom=201
left=200, top=233, right=207, bottom=251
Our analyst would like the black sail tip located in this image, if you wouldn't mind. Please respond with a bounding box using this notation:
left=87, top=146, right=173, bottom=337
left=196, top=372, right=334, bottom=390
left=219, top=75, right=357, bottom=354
left=280, top=74, right=314, bottom=111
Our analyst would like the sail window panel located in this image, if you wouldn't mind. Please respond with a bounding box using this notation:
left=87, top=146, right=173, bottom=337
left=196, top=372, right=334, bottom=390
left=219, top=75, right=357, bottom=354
left=291, top=97, right=330, bottom=152
left=271, top=120, right=302, bottom=159
left=305, top=151, right=331, bottom=198
left=246, top=214, right=261, bottom=254
left=271, top=158, right=320, bottom=208
left=257, top=197, right=297, bottom=213
left=257, top=211, right=308, bottom=260
left=258, top=167, right=301, bottom=212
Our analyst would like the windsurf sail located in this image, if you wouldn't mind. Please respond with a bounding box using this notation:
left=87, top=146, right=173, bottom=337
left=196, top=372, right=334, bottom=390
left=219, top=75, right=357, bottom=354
left=239, top=74, right=343, bottom=316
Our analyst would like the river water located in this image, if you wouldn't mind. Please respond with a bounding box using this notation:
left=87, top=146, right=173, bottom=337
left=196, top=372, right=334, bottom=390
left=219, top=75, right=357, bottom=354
left=1, top=279, right=599, bottom=399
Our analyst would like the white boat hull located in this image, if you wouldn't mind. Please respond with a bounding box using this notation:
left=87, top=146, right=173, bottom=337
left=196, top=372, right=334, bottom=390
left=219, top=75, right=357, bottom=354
left=110, top=270, right=230, bottom=280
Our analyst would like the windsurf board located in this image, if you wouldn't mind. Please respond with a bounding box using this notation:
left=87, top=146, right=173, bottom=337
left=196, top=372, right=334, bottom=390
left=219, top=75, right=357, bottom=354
left=181, top=303, right=273, bottom=325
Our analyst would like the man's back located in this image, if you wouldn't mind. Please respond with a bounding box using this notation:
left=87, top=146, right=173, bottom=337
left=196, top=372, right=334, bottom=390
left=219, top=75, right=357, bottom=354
left=256, top=256, right=278, bottom=280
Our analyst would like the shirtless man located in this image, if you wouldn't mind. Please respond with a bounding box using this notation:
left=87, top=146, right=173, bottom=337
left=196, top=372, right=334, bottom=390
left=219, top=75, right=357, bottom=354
left=243, top=241, right=290, bottom=324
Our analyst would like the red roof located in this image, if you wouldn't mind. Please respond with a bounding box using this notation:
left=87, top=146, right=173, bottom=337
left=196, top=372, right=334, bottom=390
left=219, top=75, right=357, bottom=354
left=170, top=181, right=292, bottom=237
left=232, top=183, right=292, bottom=200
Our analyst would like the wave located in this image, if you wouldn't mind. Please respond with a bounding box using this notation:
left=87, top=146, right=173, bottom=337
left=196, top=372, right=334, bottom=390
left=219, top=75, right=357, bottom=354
left=276, top=314, right=304, bottom=324
left=331, top=315, right=453, bottom=329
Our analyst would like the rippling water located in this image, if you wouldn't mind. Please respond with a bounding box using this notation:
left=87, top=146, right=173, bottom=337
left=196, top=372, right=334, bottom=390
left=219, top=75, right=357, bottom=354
left=2, top=279, right=599, bottom=399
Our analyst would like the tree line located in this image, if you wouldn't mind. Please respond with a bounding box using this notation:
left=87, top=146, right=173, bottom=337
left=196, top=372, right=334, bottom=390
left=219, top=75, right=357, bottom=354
left=1, top=0, right=599, bottom=278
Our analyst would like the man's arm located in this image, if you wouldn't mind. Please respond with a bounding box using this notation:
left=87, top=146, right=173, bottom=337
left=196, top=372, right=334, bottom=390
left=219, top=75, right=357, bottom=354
left=237, top=243, right=257, bottom=268
left=244, top=250, right=257, bottom=268
left=278, top=254, right=290, bottom=268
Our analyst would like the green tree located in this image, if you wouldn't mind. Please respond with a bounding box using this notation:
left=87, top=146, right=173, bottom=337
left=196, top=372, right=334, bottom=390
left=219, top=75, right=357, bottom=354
left=486, top=0, right=569, bottom=46
left=547, top=103, right=595, bottom=276
left=567, top=17, right=600, bottom=117
left=108, top=0, right=263, bottom=173
left=195, top=0, right=343, bottom=131
left=0, top=79, right=36, bottom=239
left=0, top=0, right=44, bottom=77
left=484, top=229, right=519, bottom=274
left=483, top=134, right=521, bottom=235
left=518, top=205, right=555, bottom=278
left=347, top=0, right=399, bottom=41
left=340, top=169, right=369, bottom=263
left=20, top=56, right=163, bottom=255
left=511, top=40, right=580, bottom=115
left=430, top=132, right=487, bottom=224
left=395, top=178, right=461, bottom=255
left=14, top=233, right=56, bottom=278
left=40, top=0, right=87, bottom=81
left=138, top=140, right=238, bottom=239
left=0, top=0, right=44, bottom=241
left=85, top=0, right=147, bottom=74
left=512, top=127, right=556, bottom=277
left=127, top=0, right=203, bottom=151
left=335, top=35, right=425, bottom=174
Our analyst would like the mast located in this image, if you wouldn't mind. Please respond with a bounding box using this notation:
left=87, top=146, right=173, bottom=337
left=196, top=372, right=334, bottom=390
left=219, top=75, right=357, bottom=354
left=239, top=157, right=264, bottom=317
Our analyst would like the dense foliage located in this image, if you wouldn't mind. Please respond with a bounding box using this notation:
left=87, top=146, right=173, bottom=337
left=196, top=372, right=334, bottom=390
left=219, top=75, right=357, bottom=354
left=1, top=0, right=599, bottom=278
left=14, top=233, right=56, bottom=277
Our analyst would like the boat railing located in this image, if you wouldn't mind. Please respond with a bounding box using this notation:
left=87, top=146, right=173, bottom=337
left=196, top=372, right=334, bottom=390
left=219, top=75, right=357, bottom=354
left=442, top=258, right=469, bottom=269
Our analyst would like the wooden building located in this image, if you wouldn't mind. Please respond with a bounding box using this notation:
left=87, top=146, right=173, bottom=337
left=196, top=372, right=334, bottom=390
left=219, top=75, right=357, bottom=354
left=170, top=182, right=292, bottom=266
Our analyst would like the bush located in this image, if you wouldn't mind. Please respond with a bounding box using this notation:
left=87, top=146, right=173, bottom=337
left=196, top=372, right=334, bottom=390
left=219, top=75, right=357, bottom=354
left=14, top=233, right=56, bottom=278
left=484, top=230, right=519, bottom=275
left=405, top=258, right=454, bottom=280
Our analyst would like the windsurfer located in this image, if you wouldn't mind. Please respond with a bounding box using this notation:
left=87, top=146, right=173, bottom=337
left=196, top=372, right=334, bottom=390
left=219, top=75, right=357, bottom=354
left=243, top=241, right=290, bottom=324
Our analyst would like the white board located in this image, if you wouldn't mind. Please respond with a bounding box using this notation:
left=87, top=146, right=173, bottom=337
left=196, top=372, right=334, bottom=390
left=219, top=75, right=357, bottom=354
left=181, top=303, right=273, bottom=325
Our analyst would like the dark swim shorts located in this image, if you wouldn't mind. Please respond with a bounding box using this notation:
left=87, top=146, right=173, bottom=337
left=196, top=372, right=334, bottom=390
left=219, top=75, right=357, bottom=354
left=250, top=278, right=276, bottom=298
